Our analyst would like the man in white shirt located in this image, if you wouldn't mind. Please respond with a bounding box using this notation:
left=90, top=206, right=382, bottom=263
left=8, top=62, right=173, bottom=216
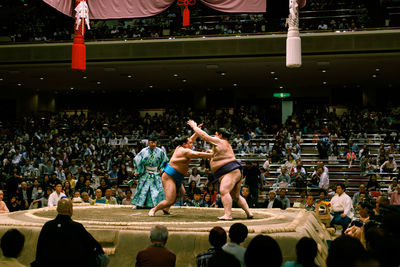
left=330, top=183, right=353, bottom=233
left=47, top=183, right=66, bottom=207
left=223, top=223, right=248, bottom=267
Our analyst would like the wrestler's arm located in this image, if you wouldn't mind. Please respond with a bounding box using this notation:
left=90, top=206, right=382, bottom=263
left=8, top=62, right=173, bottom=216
left=188, top=123, right=203, bottom=143
left=185, top=149, right=213, bottom=159
left=187, top=120, right=220, bottom=145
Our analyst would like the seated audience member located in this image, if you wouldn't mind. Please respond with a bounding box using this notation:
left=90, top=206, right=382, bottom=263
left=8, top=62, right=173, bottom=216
left=80, top=179, right=95, bottom=199
left=345, top=200, right=375, bottom=241
left=72, top=192, right=82, bottom=203
left=223, top=223, right=248, bottom=267
left=187, top=188, right=206, bottom=207
left=276, top=167, right=291, bottom=186
left=188, top=168, right=202, bottom=188
left=97, top=178, right=109, bottom=197
left=0, top=229, right=25, bottom=267
left=196, top=226, right=240, bottom=267
left=379, top=156, right=397, bottom=173
left=122, top=190, right=134, bottom=205
left=186, top=181, right=197, bottom=201
left=62, top=181, right=74, bottom=199
left=389, top=184, right=400, bottom=205
left=352, top=184, right=369, bottom=207
left=203, top=193, right=213, bottom=207
left=305, top=195, right=315, bottom=211
left=283, top=237, right=318, bottom=267
left=326, top=235, right=366, bottom=267
left=330, top=184, right=353, bottom=233
left=276, top=188, right=290, bottom=209
left=245, top=235, right=282, bottom=267
left=136, top=225, right=176, bottom=267
left=203, top=183, right=217, bottom=205
left=33, top=199, right=108, bottom=266
left=105, top=189, right=117, bottom=205
left=8, top=196, right=24, bottom=212
left=92, top=189, right=109, bottom=204
left=80, top=192, right=92, bottom=203
left=366, top=174, right=380, bottom=192
left=295, top=190, right=307, bottom=208
left=262, top=190, right=283, bottom=209
left=0, top=190, right=9, bottom=213
left=240, top=185, right=257, bottom=208
left=47, top=182, right=66, bottom=207
left=388, top=178, right=398, bottom=194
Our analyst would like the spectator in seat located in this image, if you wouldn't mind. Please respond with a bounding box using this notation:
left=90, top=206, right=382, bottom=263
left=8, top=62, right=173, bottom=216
left=92, top=189, right=109, bottom=204
left=81, top=192, right=92, bottom=204
left=262, top=190, right=283, bottom=209
left=366, top=174, right=380, bottom=192
left=105, top=188, right=117, bottom=205
left=305, top=195, right=315, bottom=211
left=245, top=235, right=282, bottom=267
left=240, top=185, right=257, bottom=208
left=352, top=184, right=370, bottom=207
left=380, top=156, right=397, bottom=173
left=0, top=190, right=9, bottom=213
left=283, top=237, right=318, bottom=267
left=330, top=183, right=353, bottom=233
left=389, top=184, right=400, bottom=205
left=80, top=179, right=95, bottom=199
left=136, top=225, right=176, bottom=267
left=196, top=226, right=240, bottom=267
left=122, top=190, right=134, bottom=205
left=277, top=188, right=290, bottom=210
left=188, top=168, right=202, bottom=188
left=187, top=188, right=206, bottom=207
left=276, top=166, right=291, bottom=186
left=223, top=223, right=248, bottom=267
left=0, top=229, right=25, bottom=267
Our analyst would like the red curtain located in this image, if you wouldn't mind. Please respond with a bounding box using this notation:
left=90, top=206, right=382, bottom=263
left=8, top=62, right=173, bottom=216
left=43, top=0, right=269, bottom=19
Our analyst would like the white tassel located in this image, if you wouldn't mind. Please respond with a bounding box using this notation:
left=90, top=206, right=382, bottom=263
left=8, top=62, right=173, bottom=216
left=286, top=0, right=301, bottom=68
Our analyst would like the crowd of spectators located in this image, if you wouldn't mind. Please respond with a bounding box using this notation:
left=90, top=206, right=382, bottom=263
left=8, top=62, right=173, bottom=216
left=0, top=0, right=398, bottom=43
left=0, top=105, right=399, bottom=214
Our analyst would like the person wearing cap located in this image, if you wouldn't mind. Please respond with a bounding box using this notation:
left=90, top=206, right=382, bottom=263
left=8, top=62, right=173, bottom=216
left=187, top=120, right=253, bottom=220
left=149, top=130, right=213, bottom=216
left=131, top=137, right=169, bottom=208
left=33, top=198, right=108, bottom=267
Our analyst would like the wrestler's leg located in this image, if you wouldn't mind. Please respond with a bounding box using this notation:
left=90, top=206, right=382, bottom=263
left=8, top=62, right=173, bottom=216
left=149, top=174, right=176, bottom=216
left=218, top=169, right=241, bottom=220
left=230, top=178, right=253, bottom=219
left=164, top=184, right=186, bottom=214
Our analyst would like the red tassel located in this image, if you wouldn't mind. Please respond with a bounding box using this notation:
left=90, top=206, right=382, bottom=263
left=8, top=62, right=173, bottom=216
left=177, top=0, right=196, bottom=27
left=182, top=6, right=190, bottom=27
left=72, top=0, right=86, bottom=71
left=71, top=37, right=86, bottom=71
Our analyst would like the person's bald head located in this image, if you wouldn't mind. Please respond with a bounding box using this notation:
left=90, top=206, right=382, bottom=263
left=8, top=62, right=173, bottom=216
left=57, top=198, right=73, bottom=216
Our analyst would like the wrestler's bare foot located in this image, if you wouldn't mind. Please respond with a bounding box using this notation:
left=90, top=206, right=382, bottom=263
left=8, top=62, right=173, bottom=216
left=218, top=215, right=232, bottom=221
left=148, top=208, right=156, bottom=217
left=247, top=212, right=254, bottom=219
